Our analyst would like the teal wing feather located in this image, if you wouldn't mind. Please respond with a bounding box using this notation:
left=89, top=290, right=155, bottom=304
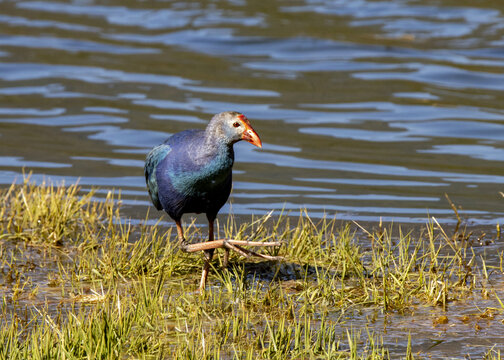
left=144, top=144, right=171, bottom=210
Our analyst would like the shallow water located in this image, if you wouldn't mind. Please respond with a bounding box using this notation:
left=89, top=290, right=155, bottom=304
left=1, top=0, right=504, bottom=357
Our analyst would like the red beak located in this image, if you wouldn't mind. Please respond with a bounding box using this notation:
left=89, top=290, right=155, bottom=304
left=237, top=114, right=262, bottom=148
left=242, top=124, right=262, bottom=148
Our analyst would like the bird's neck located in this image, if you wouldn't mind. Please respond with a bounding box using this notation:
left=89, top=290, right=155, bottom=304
left=192, top=129, right=234, bottom=178
left=203, top=121, right=234, bottom=152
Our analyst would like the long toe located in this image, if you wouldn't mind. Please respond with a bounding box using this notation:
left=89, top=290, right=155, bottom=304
left=184, top=239, right=282, bottom=252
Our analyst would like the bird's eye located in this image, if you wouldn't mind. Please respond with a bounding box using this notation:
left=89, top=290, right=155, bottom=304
left=233, top=122, right=241, bottom=128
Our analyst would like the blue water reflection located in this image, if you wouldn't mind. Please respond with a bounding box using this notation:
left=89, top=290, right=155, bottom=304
left=0, top=0, right=503, bottom=231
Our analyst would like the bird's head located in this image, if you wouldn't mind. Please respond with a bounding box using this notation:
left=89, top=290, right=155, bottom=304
left=211, top=111, right=262, bottom=148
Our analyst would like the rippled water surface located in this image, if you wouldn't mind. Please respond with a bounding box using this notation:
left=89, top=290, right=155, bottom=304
left=1, top=0, right=504, bottom=226
left=2, top=0, right=504, bottom=357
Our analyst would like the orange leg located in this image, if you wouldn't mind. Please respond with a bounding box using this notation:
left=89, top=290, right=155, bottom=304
left=175, top=220, right=187, bottom=251
left=198, top=220, right=215, bottom=292
left=222, top=248, right=230, bottom=268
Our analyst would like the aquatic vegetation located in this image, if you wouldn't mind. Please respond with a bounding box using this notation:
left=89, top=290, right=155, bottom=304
left=0, top=181, right=502, bottom=358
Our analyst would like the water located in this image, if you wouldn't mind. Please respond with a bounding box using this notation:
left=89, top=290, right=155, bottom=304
left=1, top=0, right=504, bottom=356
left=1, top=0, right=503, bottom=226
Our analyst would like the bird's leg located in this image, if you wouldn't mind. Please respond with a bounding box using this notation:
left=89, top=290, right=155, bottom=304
left=222, top=248, right=230, bottom=268
left=198, top=220, right=215, bottom=292
left=176, top=220, right=188, bottom=250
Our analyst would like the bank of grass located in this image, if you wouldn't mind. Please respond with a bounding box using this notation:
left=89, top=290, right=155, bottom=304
left=0, top=179, right=502, bottom=359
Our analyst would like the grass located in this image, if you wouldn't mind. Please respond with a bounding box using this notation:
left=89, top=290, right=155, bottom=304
left=0, top=179, right=503, bottom=358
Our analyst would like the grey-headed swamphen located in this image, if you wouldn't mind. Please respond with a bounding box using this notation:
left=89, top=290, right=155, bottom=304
left=144, top=111, right=281, bottom=291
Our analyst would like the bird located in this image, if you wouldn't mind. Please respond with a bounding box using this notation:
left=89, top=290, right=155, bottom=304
left=144, top=111, right=281, bottom=291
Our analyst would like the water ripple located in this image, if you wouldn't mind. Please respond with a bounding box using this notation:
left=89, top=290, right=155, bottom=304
left=1, top=0, right=504, bottom=229
left=0, top=35, right=159, bottom=54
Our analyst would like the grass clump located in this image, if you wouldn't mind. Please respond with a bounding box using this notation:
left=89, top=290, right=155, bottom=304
left=0, top=181, right=503, bottom=359
left=0, top=178, right=112, bottom=246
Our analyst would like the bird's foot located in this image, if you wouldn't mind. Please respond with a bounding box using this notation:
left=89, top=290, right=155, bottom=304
left=183, top=239, right=283, bottom=261
left=179, top=238, right=192, bottom=253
